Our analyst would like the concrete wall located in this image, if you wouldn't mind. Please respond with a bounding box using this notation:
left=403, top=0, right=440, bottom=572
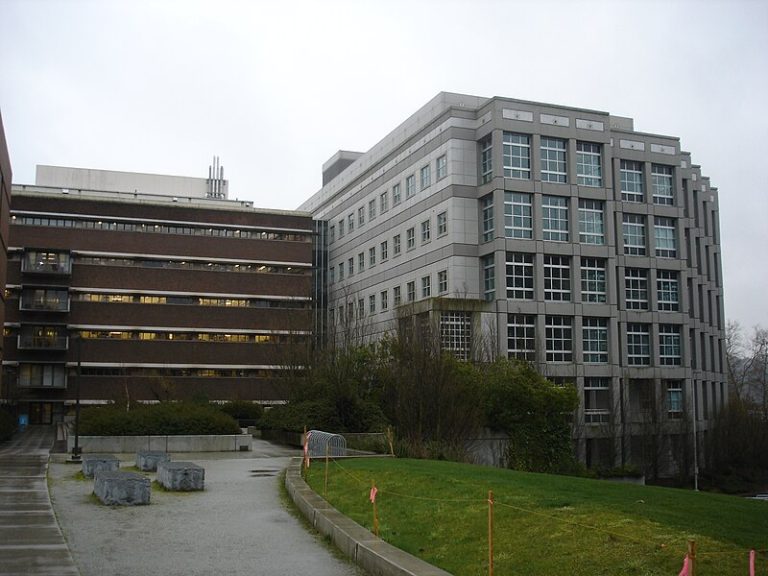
left=67, top=434, right=251, bottom=453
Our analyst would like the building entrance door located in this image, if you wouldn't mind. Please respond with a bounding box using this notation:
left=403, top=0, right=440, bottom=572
left=29, top=402, right=53, bottom=425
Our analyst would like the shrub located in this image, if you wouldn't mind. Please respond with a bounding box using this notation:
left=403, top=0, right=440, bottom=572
left=219, top=400, right=264, bottom=423
left=78, top=402, right=241, bottom=436
left=0, top=409, right=15, bottom=441
left=259, top=399, right=386, bottom=433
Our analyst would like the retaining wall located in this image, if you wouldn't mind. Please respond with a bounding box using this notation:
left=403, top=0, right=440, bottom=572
left=67, top=434, right=251, bottom=453
left=284, top=458, right=452, bottom=576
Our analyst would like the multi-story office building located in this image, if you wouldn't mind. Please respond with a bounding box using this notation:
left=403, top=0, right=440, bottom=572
left=4, top=166, right=313, bottom=424
left=300, top=92, right=726, bottom=474
left=0, top=112, right=12, bottom=408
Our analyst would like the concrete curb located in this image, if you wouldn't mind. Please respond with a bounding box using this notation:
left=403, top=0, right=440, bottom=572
left=285, top=457, right=453, bottom=576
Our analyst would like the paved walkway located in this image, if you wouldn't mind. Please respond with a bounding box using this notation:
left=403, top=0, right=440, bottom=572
left=8, top=427, right=364, bottom=576
left=0, top=425, right=79, bottom=576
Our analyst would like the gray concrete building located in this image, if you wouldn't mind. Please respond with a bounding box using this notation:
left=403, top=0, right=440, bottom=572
left=300, top=92, right=726, bottom=476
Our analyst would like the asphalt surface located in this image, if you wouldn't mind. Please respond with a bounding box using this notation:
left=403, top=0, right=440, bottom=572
left=3, top=426, right=364, bottom=576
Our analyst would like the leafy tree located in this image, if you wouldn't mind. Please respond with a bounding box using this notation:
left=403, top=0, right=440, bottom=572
left=481, top=359, right=578, bottom=473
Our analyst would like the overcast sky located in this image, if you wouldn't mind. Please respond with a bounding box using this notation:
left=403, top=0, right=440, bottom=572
left=1, top=0, right=766, bottom=329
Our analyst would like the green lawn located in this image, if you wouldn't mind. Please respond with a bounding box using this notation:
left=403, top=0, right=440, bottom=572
left=304, top=458, right=767, bottom=576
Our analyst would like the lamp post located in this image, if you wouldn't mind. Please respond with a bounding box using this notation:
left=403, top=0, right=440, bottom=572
left=69, top=333, right=82, bottom=462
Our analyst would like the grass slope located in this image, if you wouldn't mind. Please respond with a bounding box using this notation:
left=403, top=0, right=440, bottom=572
left=304, top=458, right=767, bottom=576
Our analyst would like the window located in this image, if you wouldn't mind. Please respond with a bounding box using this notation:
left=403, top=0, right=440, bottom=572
left=627, top=323, right=651, bottom=365
left=369, top=294, right=376, bottom=314
left=338, top=262, right=344, bottom=281
left=620, top=160, right=644, bottom=202
left=578, top=199, right=605, bottom=244
left=406, top=227, right=415, bottom=249
left=421, top=219, right=431, bottom=243
left=622, top=213, right=646, bottom=255
left=380, top=192, right=389, bottom=214
left=652, top=164, right=674, bottom=205
left=625, top=268, right=649, bottom=310
left=657, top=270, right=679, bottom=311
left=438, top=270, right=448, bottom=294
left=393, top=234, right=401, bottom=255
left=436, top=154, right=447, bottom=180
left=540, top=137, right=567, bottom=183
left=481, top=194, right=495, bottom=242
left=420, top=164, right=431, bottom=190
left=544, top=255, right=571, bottom=301
left=393, top=286, right=401, bottom=306
left=665, top=380, right=683, bottom=419
left=583, top=317, right=608, bottom=363
left=348, top=213, right=354, bottom=232
left=406, top=174, right=416, bottom=198
left=348, top=257, right=354, bottom=276
left=369, top=246, right=376, bottom=267
left=503, top=132, right=531, bottom=179
left=338, top=219, right=345, bottom=238
left=369, top=199, right=377, bottom=220
left=508, top=314, right=535, bottom=361
left=654, top=217, right=677, bottom=258
left=542, top=195, right=569, bottom=241
left=421, top=275, right=431, bottom=298
left=584, top=378, right=611, bottom=424
left=380, top=240, right=388, bottom=261
left=576, top=142, right=602, bottom=187
left=546, top=316, right=573, bottom=362
left=358, top=206, right=365, bottom=227
left=480, top=134, right=493, bottom=184
left=581, top=258, right=607, bottom=303
left=504, top=192, right=532, bottom=239
left=18, top=364, right=66, bottom=388
left=329, top=225, right=335, bottom=243
left=440, top=312, right=472, bottom=361
left=437, top=211, right=447, bottom=236
left=659, top=325, right=682, bottom=366
left=482, top=254, right=495, bottom=301
left=357, top=298, right=365, bottom=319
left=393, top=183, right=402, bottom=206
left=506, top=253, right=534, bottom=299
left=381, top=290, right=388, bottom=311
left=358, top=252, right=365, bottom=272
left=407, top=281, right=415, bottom=302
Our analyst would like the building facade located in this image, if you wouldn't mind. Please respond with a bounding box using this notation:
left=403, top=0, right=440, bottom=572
left=300, top=92, right=726, bottom=474
left=0, top=112, right=12, bottom=410
left=4, top=169, right=312, bottom=424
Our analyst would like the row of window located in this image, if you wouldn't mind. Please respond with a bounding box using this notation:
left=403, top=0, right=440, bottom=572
left=330, top=211, right=447, bottom=284
left=74, top=330, right=296, bottom=343
left=484, top=254, right=681, bottom=310
left=508, top=314, right=683, bottom=366
left=481, top=192, right=678, bottom=256
left=580, top=377, right=684, bottom=423
left=330, top=270, right=449, bottom=323
left=12, top=214, right=311, bottom=242
left=480, top=132, right=676, bottom=202
left=330, top=154, right=448, bottom=243
left=72, top=292, right=308, bottom=309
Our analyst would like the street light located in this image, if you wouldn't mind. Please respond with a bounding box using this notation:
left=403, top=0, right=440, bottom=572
left=69, top=333, right=82, bottom=462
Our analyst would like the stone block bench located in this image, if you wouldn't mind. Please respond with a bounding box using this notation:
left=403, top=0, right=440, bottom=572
left=82, top=454, right=120, bottom=478
left=136, top=450, right=170, bottom=472
left=157, top=461, right=204, bottom=491
left=93, top=470, right=151, bottom=505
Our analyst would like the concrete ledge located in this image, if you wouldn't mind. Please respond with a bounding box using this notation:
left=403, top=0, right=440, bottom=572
left=94, top=470, right=151, bottom=505
left=82, top=454, right=120, bottom=478
left=68, top=434, right=251, bottom=453
left=285, top=458, right=452, bottom=576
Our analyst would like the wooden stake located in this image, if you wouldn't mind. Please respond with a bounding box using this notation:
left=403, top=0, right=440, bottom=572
left=324, top=440, right=329, bottom=496
left=687, top=540, right=696, bottom=576
left=371, top=481, right=379, bottom=537
left=488, top=490, right=494, bottom=576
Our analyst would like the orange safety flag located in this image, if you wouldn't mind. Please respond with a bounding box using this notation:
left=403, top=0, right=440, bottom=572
left=303, top=431, right=311, bottom=468
left=369, top=485, right=378, bottom=504
left=678, top=555, right=690, bottom=576
left=749, top=549, right=755, bottom=576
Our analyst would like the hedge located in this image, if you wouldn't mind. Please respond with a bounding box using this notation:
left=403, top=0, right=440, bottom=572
left=78, top=403, right=241, bottom=436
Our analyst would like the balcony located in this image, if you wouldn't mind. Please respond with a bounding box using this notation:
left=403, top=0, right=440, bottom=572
left=20, top=289, right=70, bottom=312
left=21, top=251, right=72, bottom=275
left=17, top=327, right=69, bottom=350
